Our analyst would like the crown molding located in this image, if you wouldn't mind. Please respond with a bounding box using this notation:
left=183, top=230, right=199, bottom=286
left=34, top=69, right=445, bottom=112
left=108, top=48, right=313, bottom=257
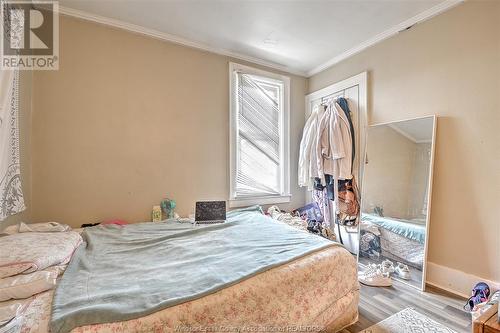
left=57, top=6, right=308, bottom=77
left=306, top=0, right=464, bottom=77
left=57, top=1, right=463, bottom=79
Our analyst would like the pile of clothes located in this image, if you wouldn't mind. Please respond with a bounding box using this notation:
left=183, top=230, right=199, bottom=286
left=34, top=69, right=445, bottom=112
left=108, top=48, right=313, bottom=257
left=359, top=220, right=382, bottom=259
left=267, top=205, right=335, bottom=241
left=0, top=222, right=81, bottom=332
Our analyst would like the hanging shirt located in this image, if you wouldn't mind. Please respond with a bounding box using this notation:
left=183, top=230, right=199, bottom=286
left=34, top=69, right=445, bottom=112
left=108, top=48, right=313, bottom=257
left=333, top=102, right=353, bottom=178
left=298, top=106, right=318, bottom=188
left=315, top=102, right=353, bottom=185
left=337, top=97, right=355, bottom=166
left=298, top=104, right=326, bottom=190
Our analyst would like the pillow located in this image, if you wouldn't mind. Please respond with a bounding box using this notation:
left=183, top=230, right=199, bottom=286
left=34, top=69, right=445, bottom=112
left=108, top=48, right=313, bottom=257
left=0, top=266, right=63, bottom=302
left=1, top=222, right=71, bottom=235
left=0, top=232, right=82, bottom=278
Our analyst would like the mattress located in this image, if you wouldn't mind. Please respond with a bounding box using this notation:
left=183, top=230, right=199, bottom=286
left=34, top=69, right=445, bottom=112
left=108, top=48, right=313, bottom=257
left=361, top=213, right=426, bottom=244
left=379, top=228, right=424, bottom=269
left=360, top=217, right=424, bottom=269
left=13, top=245, right=359, bottom=333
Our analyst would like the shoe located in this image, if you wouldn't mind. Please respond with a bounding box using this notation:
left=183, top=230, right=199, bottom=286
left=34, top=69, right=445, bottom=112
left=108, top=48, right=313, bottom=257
left=361, top=263, right=380, bottom=275
left=380, top=259, right=395, bottom=274
left=357, top=264, right=377, bottom=278
left=395, top=263, right=411, bottom=280
left=464, top=282, right=490, bottom=312
left=358, top=265, right=392, bottom=287
left=471, top=290, right=500, bottom=321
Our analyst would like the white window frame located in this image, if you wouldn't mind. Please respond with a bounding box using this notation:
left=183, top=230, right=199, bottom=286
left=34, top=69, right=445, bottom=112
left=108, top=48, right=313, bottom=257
left=229, top=62, right=291, bottom=208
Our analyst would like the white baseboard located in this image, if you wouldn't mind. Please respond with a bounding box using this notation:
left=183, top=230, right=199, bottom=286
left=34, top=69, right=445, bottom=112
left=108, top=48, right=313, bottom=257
left=426, top=261, right=500, bottom=298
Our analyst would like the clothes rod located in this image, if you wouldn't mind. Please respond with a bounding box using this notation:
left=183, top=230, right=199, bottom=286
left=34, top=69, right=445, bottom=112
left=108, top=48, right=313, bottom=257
left=321, top=93, right=347, bottom=103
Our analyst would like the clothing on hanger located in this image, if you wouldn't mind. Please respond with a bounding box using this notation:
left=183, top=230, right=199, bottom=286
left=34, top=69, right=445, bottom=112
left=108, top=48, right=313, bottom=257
left=315, top=101, right=353, bottom=186
left=312, top=188, right=331, bottom=231
left=298, top=98, right=354, bottom=190
left=298, top=104, right=326, bottom=189
left=337, top=97, right=355, bottom=166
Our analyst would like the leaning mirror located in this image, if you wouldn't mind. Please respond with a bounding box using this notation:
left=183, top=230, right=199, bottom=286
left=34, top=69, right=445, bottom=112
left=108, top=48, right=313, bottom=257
left=358, top=116, right=436, bottom=290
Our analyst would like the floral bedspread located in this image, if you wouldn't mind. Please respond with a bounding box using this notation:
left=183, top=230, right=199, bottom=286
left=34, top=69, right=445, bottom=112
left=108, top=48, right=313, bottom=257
left=19, top=246, right=358, bottom=333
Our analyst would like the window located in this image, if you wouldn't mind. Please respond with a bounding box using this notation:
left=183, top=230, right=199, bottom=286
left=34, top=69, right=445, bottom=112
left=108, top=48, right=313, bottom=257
left=229, top=63, right=290, bottom=207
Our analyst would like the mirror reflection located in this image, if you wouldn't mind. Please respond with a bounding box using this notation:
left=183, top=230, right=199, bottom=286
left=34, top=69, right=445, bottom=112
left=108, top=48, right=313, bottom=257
left=358, top=116, right=434, bottom=289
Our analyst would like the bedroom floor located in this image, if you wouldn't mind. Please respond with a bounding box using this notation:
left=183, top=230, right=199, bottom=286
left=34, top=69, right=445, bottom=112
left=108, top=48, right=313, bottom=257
left=341, top=279, right=472, bottom=333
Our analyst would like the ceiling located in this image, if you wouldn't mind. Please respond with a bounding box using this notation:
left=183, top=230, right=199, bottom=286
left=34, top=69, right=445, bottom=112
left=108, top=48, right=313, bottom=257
left=389, top=117, right=434, bottom=143
left=57, top=0, right=461, bottom=76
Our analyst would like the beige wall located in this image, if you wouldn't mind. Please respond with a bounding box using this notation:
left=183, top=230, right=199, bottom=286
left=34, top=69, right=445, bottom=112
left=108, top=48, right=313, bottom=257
left=309, top=1, right=500, bottom=282
left=32, top=16, right=307, bottom=227
left=363, top=126, right=416, bottom=220
left=2, top=71, right=33, bottom=228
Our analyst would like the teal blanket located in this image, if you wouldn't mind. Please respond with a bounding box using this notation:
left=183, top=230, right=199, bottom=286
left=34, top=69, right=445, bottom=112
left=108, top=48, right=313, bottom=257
left=51, top=207, right=334, bottom=333
left=362, top=213, right=426, bottom=244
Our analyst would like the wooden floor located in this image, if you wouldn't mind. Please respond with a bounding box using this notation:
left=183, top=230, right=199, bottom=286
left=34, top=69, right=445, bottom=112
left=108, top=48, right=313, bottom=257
left=340, top=279, right=472, bottom=332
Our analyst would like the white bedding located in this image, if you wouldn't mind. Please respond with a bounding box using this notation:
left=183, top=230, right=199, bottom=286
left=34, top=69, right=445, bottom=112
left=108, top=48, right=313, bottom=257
left=0, top=232, right=82, bottom=279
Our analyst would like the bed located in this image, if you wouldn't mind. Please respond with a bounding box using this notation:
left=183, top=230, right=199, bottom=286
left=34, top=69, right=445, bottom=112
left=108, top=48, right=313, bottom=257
left=1, top=208, right=359, bottom=333
left=360, top=213, right=426, bottom=269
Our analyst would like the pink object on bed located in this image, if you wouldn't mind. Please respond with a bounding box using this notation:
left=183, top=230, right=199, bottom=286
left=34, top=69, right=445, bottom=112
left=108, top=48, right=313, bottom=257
left=102, top=220, right=128, bottom=226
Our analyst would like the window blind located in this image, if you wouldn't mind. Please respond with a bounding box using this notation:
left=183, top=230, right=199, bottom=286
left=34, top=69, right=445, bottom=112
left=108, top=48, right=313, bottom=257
left=235, top=73, right=283, bottom=197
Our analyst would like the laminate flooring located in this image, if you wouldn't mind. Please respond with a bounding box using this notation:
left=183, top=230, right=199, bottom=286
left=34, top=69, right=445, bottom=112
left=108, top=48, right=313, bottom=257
left=341, top=280, right=471, bottom=332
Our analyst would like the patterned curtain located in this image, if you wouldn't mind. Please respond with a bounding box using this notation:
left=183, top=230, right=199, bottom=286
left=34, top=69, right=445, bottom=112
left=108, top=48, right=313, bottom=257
left=0, top=69, right=25, bottom=221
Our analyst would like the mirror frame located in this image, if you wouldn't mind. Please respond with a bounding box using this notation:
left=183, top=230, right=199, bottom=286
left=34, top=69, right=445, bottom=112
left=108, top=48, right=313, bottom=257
left=356, top=115, right=437, bottom=291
